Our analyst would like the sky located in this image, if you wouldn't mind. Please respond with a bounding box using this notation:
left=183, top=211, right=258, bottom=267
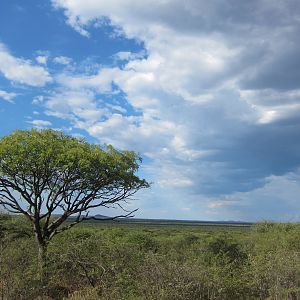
left=1, top=0, right=300, bottom=221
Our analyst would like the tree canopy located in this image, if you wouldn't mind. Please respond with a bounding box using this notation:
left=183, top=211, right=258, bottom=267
left=0, top=129, right=149, bottom=257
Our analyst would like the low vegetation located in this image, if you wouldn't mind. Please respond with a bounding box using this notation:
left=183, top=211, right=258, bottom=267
left=1, top=214, right=300, bottom=299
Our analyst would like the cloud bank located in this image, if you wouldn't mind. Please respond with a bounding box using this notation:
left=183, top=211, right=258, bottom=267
left=0, top=0, right=288, bottom=219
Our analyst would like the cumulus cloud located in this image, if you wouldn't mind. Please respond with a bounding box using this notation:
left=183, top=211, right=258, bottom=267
left=36, top=55, right=47, bottom=65
left=53, top=56, right=72, bottom=65
left=50, top=0, right=300, bottom=204
left=44, top=90, right=110, bottom=127
left=0, top=43, right=52, bottom=86
left=114, top=51, right=147, bottom=62
left=0, top=90, right=16, bottom=103
left=32, top=95, right=45, bottom=105
left=27, top=119, right=52, bottom=128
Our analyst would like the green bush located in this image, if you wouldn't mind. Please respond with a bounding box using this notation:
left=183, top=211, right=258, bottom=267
left=1, top=215, right=300, bottom=299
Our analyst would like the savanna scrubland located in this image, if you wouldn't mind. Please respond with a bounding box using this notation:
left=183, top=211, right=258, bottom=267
left=1, top=214, right=300, bottom=300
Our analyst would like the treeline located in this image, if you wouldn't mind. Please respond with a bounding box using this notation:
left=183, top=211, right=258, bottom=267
left=1, top=214, right=300, bottom=299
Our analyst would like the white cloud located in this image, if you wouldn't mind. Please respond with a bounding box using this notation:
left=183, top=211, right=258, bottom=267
left=114, top=50, right=146, bottom=61
left=45, top=90, right=109, bottom=125
left=32, top=95, right=45, bottom=105
left=55, top=67, right=119, bottom=93
left=27, top=119, right=52, bottom=128
left=53, top=56, right=72, bottom=65
left=0, top=43, right=52, bottom=86
left=0, top=90, right=17, bottom=103
left=36, top=55, right=47, bottom=65
left=87, top=113, right=179, bottom=154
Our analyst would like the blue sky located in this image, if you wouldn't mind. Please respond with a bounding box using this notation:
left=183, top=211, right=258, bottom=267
left=1, top=0, right=300, bottom=221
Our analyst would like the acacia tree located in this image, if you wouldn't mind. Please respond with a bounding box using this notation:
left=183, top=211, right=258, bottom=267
left=0, top=129, right=149, bottom=263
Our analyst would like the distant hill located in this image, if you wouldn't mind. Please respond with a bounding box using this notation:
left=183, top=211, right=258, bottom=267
left=62, top=214, right=253, bottom=227
left=92, top=215, right=253, bottom=227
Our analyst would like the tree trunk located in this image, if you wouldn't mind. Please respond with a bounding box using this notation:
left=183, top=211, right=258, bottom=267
left=35, top=236, right=48, bottom=281
left=38, top=242, right=47, bottom=269
left=33, top=219, right=48, bottom=277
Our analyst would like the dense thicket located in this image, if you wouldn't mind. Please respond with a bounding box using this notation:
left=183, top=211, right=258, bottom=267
left=1, top=214, right=300, bottom=299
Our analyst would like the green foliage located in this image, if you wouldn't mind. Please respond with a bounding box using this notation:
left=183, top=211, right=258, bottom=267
left=0, top=129, right=148, bottom=195
left=206, top=234, right=247, bottom=264
left=1, top=217, right=300, bottom=299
